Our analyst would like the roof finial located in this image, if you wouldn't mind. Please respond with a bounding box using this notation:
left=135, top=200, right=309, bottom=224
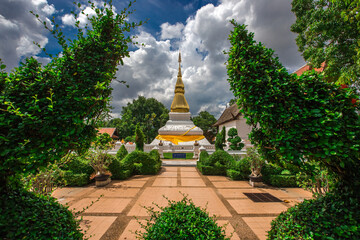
left=178, top=51, right=182, bottom=77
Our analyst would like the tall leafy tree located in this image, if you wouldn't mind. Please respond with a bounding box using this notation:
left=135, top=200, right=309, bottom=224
left=291, top=0, right=360, bottom=84
left=226, top=20, right=360, bottom=192
left=0, top=1, right=142, bottom=188
left=192, top=111, right=217, bottom=143
left=119, top=96, right=169, bottom=143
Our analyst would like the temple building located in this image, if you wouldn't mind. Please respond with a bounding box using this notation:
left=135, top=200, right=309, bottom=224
left=150, top=52, right=210, bottom=146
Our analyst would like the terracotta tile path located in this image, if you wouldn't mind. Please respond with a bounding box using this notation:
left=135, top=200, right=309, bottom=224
left=53, top=166, right=312, bottom=240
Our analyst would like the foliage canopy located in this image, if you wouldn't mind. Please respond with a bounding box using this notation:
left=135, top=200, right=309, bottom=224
left=226, top=20, right=360, bottom=192
left=0, top=1, right=142, bottom=187
left=291, top=0, right=360, bottom=84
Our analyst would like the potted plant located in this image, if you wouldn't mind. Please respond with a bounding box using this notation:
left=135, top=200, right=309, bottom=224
left=89, top=133, right=114, bottom=187
left=246, top=147, right=265, bottom=187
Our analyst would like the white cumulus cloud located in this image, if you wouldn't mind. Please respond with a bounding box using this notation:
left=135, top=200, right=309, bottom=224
left=0, top=0, right=55, bottom=71
left=110, top=0, right=305, bottom=119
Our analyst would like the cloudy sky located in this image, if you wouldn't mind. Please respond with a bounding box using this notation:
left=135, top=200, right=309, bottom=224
left=0, top=0, right=305, bottom=118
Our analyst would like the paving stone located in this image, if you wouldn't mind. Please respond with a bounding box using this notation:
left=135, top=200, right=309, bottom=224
left=157, top=171, right=178, bottom=177
left=128, top=187, right=231, bottom=217
left=152, top=177, right=177, bottom=186
left=242, top=217, right=276, bottom=240
left=88, top=188, right=140, bottom=198
left=179, top=167, right=198, bottom=172
left=162, top=166, right=178, bottom=172
left=181, top=178, right=206, bottom=187
left=52, top=187, right=94, bottom=198
left=70, top=198, right=131, bottom=213
left=207, top=176, right=231, bottom=182
left=111, top=180, right=147, bottom=188
left=217, top=220, right=241, bottom=240
left=180, top=171, right=201, bottom=178
left=212, top=181, right=251, bottom=188
left=217, top=188, right=263, bottom=199
left=118, top=219, right=146, bottom=240
left=129, top=175, right=153, bottom=181
left=228, top=199, right=288, bottom=214
left=80, top=216, right=117, bottom=240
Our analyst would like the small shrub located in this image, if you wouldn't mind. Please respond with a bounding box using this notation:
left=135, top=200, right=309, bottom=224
left=116, top=145, right=128, bottom=161
left=267, top=175, right=299, bottom=187
left=137, top=194, right=230, bottom=240
left=226, top=157, right=251, bottom=180
left=62, top=171, right=89, bottom=186
left=199, top=151, right=209, bottom=162
left=61, top=154, right=93, bottom=176
left=149, top=149, right=161, bottom=162
left=108, top=158, right=131, bottom=180
left=198, top=150, right=233, bottom=176
left=227, top=128, right=244, bottom=150
left=121, top=151, right=161, bottom=175
left=268, top=191, right=360, bottom=239
left=0, top=188, right=84, bottom=239
left=135, top=124, right=145, bottom=151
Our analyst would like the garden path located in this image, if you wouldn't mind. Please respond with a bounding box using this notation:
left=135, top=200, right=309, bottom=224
left=52, top=166, right=312, bottom=240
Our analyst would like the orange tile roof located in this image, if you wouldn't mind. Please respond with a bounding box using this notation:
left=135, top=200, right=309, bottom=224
left=97, top=128, right=118, bottom=139
left=294, top=62, right=325, bottom=76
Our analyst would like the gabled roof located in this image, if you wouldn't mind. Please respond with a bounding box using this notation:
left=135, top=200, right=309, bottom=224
left=97, top=128, right=118, bottom=139
left=294, top=62, right=325, bottom=76
left=213, top=103, right=241, bottom=127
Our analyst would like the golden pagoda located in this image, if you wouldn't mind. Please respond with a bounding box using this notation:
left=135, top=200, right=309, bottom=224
left=151, top=52, right=210, bottom=146
left=170, top=52, right=190, bottom=112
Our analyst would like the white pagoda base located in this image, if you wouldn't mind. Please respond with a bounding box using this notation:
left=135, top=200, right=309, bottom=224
left=150, top=112, right=211, bottom=146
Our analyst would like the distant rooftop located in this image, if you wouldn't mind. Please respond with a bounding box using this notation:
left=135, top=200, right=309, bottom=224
left=294, top=62, right=325, bottom=76
left=213, top=103, right=240, bottom=127
left=97, top=128, right=118, bottom=139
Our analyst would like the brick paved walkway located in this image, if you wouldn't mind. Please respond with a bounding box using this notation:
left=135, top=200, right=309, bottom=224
left=52, top=166, right=312, bottom=240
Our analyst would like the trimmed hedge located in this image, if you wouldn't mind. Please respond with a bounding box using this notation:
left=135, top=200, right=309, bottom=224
left=267, top=175, right=299, bottom=188
left=0, top=188, right=84, bottom=239
left=138, top=195, right=229, bottom=240
left=268, top=191, right=360, bottom=239
left=122, top=151, right=162, bottom=175
left=226, top=157, right=251, bottom=180
left=62, top=171, right=89, bottom=186
left=197, top=150, right=234, bottom=176
left=57, top=154, right=94, bottom=186
left=108, top=158, right=131, bottom=180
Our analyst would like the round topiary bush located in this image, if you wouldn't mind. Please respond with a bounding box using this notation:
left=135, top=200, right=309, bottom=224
left=121, top=151, right=161, bottom=175
left=197, top=150, right=234, bottom=175
left=0, top=188, right=84, bottom=239
left=108, top=158, right=131, bottom=180
left=226, top=157, right=251, bottom=180
left=138, top=195, right=229, bottom=240
left=268, top=191, right=360, bottom=239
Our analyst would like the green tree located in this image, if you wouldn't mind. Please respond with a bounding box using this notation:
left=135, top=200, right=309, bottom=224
left=291, top=0, right=360, bottom=84
left=215, top=126, right=226, bottom=151
left=0, top=1, right=142, bottom=188
left=226, top=20, right=360, bottom=192
left=192, top=111, right=217, bottom=143
left=135, top=124, right=145, bottom=151
left=227, top=128, right=244, bottom=150
left=119, top=96, right=169, bottom=143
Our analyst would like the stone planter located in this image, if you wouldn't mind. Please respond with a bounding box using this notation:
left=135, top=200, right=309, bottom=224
left=95, top=174, right=111, bottom=187
left=249, top=175, right=263, bottom=187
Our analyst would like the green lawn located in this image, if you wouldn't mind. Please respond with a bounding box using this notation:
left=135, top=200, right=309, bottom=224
left=163, top=153, right=194, bottom=159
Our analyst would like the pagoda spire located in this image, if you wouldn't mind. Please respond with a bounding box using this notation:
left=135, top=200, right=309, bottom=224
left=171, top=51, right=190, bottom=112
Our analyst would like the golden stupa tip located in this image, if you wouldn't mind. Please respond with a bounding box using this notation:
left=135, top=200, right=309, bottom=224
left=171, top=51, right=189, bottom=113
